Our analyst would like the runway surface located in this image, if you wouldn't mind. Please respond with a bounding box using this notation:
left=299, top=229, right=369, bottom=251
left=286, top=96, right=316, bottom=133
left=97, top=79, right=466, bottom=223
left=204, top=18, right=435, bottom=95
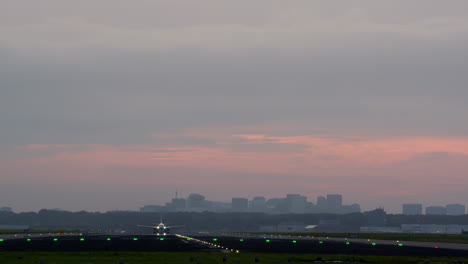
left=1, top=234, right=468, bottom=257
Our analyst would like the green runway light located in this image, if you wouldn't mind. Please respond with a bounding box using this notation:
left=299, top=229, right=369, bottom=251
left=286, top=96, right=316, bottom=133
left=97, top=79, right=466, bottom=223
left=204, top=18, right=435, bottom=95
left=80, top=238, right=85, bottom=241
left=346, top=241, right=350, bottom=245
left=372, top=243, right=376, bottom=246
left=213, top=238, right=218, bottom=241
left=292, top=240, right=297, bottom=243
left=265, top=239, right=271, bottom=243
left=106, top=238, right=111, bottom=241
left=0, top=239, right=4, bottom=242
left=319, top=241, right=323, bottom=244
left=239, top=239, right=244, bottom=242
left=186, top=238, right=191, bottom=241
left=160, top=238, right=165, bottom=241
left=26, top=239, right=31, bottom=242
left=398, top=243, right=403, bottom=247
left=53, top=238, right=58, bottom=241
left=133, top=238, right=138, bottom=241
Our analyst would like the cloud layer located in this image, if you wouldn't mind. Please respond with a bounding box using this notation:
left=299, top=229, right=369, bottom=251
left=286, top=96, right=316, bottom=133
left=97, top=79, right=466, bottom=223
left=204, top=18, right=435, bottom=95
left=2, top=0, right=468, bottom=212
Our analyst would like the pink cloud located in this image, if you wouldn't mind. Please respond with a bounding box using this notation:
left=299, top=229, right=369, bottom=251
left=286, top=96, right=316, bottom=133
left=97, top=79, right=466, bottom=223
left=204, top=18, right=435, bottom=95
left=4, top=131, right=468, bottom=210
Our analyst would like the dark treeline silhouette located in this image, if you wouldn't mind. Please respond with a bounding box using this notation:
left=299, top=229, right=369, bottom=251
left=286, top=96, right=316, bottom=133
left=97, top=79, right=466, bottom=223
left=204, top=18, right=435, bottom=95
left=0, top=210, right=467, bottom=231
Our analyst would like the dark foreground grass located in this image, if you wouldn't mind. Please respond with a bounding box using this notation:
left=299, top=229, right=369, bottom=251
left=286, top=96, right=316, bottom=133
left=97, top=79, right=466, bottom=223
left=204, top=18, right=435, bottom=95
left=0, top=229, right=81, bottom=235
left=323, top=233, right=468, bottom=244
left=0, top=252, right=463, bottom=264
left=237, top=232, right=468, bottom=244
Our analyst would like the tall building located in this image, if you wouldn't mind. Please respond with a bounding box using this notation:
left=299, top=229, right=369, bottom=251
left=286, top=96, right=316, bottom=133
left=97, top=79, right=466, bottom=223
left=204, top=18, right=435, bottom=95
left=342, top=204, right=361, bottom=214
left=187, top=193, right=206, bottom=208
left=171, top=198, right=187, bottom=209
left=326, top=194, right=343, bottom=213
left=231, top=198, right=248, bottom=211
left=426, top=206, right=447, bottom=215
left=402, top=204, right=423, bottom=215
left=250, top=197, right=267, bottom=212
left=446, top=204, right=465, bottom=215
left=286, top=194, right=307, bottom=214
left=316, top=196, right=327, bottom=212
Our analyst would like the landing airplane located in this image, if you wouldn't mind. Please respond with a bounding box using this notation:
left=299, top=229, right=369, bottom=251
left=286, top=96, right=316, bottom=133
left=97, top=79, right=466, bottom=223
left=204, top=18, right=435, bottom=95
left=137, top=217, right=184, bottom=236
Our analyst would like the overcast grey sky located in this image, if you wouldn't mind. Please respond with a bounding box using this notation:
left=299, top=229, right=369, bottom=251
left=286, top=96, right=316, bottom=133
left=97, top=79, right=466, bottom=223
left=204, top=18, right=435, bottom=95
left=2, top=0, right=468, bottom=213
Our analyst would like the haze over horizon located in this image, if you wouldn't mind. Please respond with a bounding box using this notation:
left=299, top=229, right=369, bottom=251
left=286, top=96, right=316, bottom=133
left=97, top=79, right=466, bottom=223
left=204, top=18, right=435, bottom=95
left=2, top=0, right=468, bottom=214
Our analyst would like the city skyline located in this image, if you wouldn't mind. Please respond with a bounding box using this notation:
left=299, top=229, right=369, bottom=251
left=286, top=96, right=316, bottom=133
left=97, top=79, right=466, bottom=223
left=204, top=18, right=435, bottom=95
left=2, top=1, right=468, bottom=214
left=2, top=191, right=466, bottom=215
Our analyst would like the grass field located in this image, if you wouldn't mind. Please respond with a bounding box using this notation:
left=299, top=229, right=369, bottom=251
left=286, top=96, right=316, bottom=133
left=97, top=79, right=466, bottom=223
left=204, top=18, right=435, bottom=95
left=0, top=252, right=463, bottom=264
left=328, top=233, right=468, bottom=244
left=229, top=232, right=468, bottom=244
left=0, top=229, right=81, bottom=235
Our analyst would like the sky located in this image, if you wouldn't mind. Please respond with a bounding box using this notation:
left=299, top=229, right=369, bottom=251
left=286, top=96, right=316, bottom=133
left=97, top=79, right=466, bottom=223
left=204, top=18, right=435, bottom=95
left=1, top=0, right=468, bottom=213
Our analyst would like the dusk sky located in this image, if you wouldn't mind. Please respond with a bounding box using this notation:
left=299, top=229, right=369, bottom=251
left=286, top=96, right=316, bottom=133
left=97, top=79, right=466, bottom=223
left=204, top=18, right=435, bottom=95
left=2, top=0, right=468, bottom=213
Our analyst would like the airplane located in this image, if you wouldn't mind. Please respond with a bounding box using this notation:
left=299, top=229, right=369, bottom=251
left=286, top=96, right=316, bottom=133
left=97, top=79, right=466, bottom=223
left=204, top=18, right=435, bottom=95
left=137, top=216, right=184, bottom=236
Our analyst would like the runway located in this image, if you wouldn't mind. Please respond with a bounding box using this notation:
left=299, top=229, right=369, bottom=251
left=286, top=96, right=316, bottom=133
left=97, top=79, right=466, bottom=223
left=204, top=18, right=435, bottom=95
left=1, top=234, right=468, bottom=257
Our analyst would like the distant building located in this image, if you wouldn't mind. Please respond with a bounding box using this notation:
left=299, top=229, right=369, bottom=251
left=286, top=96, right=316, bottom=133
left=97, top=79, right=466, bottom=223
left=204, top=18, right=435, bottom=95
left=250, top=197, right=267, bottom=212
left=446, top=204, right=465, bottom=216
left=171, top=198, right=187, bottom=209
left=402, top=204, right=423, bottom=215
left=426, top=206, right=447, bottom=215
left=266, top=198, right=288, bottom=213
left=316, top=196, right=327, bottom=212
left=210, top=201, right=230, bottom=212
left=231, top=198, right=248, bottom=211
left=326, top=194, right=343, bottom=213
left=286, top=194, right=307, bottom=214
left=402, top=224, right=468, bottom=234
left=140, top=205, right=166, bottom=212
left=366, top=208, right=386, bottom=227
left=342, top=204, right=361, bottom=214
left=187, top=193, right=206, bottom=208
left=276, top=222, right=306, bottom=232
